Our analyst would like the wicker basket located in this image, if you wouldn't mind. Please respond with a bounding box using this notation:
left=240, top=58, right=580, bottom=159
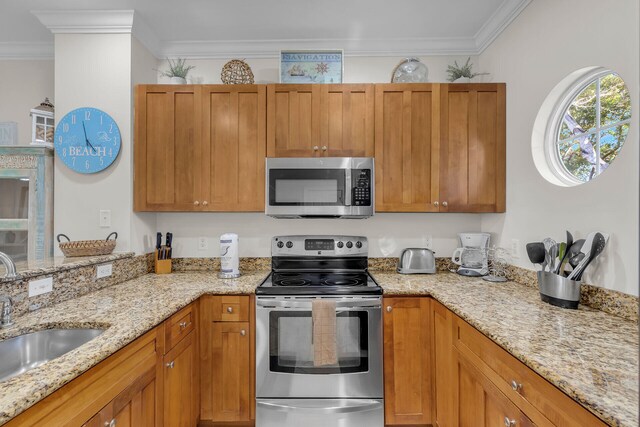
left=221, top=59, right=255, bottom=84
left=57, top=232, right=117, bottom=257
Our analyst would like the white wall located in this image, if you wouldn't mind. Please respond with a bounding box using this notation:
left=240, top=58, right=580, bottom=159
left=54, top=34, right=135, bottom=253
left=479, top=0, right=639, bottom=295
left=158, top=55, right=482, bottom=84
left=0, top=60, right=54, bottom=145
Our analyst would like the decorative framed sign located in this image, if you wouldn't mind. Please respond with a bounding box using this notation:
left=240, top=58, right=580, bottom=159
left=280, top=50, right=343, bottom=84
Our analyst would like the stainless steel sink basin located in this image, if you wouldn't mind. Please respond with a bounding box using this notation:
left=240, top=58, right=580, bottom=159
left=0, top=328, right=105, bottom=382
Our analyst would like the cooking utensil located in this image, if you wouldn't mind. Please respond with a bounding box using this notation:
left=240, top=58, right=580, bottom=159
left=562, top=239, right=584, bottom=276
left=542, top=238, right=557, bottom=272
left=555, top=242, right=567, bottom=274
left=526, top=242, right=545, bottom=270
left=570, top=233, right=606, bottom=281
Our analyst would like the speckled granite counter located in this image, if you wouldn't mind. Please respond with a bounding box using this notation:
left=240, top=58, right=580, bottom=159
left=0, top=271, right=267, bottom=425
left=374, top=272, right=639, bottom=427
left=0, top=270, right=636, bottom=427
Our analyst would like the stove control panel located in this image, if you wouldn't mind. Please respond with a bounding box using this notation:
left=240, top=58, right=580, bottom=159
left=272, top=235, right=368, bottom=257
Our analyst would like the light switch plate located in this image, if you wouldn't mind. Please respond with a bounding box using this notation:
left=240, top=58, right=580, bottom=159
left=29, top=277, right=53, bottom=297
left=99, top=210, right=111, bottom=228
left=97, top=263, right=113, bottom=279
left=511, top=239, right=521, bottom=259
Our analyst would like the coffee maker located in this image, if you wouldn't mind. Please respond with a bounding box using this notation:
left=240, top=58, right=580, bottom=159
left=451, top=233, right=491, bottom=276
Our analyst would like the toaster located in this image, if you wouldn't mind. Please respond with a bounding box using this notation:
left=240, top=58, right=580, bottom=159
left=397, top=248, right=436, bottom=274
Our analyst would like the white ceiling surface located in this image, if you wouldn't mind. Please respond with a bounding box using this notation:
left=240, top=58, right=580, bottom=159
left=0, top=0, right=531, bottom=59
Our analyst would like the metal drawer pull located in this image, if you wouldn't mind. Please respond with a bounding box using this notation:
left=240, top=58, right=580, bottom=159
left=240, top=329, right=246, bottom=336
left=504, top=417, right=516, bottom=426
left=434, top=201, right=439, bottom=207
left=321, top=146, right=327, bottom=151
left=227, top=306, right=233, bottom=313
left=166, top=361, right=175, bottom=368
left=313, top=146, right=319, bottom=151
left=442, top=201, right=448, bottom=207
left=386, top=306, right=392, bottom=312
left=511, top=380, right=522, bottom=392
left=179, top=321, right=188, bottom=330
left=193, top=200, right=200, bottom=206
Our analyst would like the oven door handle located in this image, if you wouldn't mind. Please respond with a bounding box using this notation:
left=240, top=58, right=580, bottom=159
left=256, top=299, right=381, bottom=309
left=257, top=399, right=383, bottom=414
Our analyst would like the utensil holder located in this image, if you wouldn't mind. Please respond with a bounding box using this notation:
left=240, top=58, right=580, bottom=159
left=537, top=271, right=581, bottom=309
left=154, top=250, right=172, bottom=274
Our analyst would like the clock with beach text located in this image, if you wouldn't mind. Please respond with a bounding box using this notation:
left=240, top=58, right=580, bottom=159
left=54, top=107, right=121, bottom=173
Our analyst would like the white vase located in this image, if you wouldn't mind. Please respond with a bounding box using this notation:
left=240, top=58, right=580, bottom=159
left=169, top=76, right=187, bottom=84
left=452, top=77, right=471, bottom=83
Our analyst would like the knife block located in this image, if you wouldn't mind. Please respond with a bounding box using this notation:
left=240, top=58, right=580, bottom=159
left=154, top=250, right=172, bottom=274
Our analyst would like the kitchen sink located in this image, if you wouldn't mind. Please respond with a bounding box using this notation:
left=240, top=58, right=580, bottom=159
left=0, top=328, right=105, bottom=382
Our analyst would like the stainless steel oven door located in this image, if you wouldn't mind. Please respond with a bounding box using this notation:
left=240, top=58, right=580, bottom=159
left=256, top=296, right=383, bottom=398
left=256, top=399, right=383, bottom=427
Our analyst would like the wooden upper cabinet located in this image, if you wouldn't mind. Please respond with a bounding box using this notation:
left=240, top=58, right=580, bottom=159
left=134, top=85, right=201, bottom=211
left=439, top=83, right=506, bottom=212
left=201, top=85, right=266, bottom=211
left=375, top=84, right=440, bottom=212
left=267, top=84, right=374, bottom=157
left=383, top=297, right=434, bottom=425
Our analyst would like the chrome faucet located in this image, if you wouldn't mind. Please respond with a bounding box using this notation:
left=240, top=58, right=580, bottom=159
left=0, top=251, right=18, bottom=280
left=0, top=296, right=13, bottom=328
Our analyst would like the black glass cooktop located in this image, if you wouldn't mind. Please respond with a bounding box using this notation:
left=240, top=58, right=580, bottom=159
left=257, top=271, right=382, bottom=295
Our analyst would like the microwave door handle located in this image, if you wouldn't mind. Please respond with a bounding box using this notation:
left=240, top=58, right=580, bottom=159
left=344, top=169, right=352, bottom=206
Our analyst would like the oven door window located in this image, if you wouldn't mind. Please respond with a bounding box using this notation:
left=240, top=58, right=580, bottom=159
left=269, top=169, right=346, bottom=206
left=269, top=311, right=368, bottom=374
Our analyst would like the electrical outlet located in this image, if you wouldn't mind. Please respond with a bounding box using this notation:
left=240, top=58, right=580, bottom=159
left=198, top=237, right=208, bottom=251
left=29, top=277, right=53, bottom=297
left=511, top=239, right=521, bottom=259
left=97, top=263, right=113, bottom=279
left=424, top=235, right=433, bottom=250
left=99, top=210, right=111, bottom=227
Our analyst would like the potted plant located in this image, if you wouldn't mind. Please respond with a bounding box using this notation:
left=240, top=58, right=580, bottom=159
left=446, top=57, right=488, bottom=83
left=159, top=58, right=195, bottom=84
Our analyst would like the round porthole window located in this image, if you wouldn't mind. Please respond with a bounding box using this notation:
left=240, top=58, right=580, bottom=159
left=532, top=67, right=632, bottom=186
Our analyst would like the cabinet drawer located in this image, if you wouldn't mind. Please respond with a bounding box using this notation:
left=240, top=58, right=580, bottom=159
left=165, top=303, right=195, bottom=352
left=453, top=317, right=606, bottom=427
left=209, top=295, right=250, bottom=322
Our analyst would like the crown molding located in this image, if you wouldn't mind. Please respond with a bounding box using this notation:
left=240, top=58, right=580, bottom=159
left=0, top=42, right=53, bottom=59
left=159, top=37, right=479, bottom=59
left=474, top=0, right=531, bottom=53
left=31, top=10, right=135, bottom=34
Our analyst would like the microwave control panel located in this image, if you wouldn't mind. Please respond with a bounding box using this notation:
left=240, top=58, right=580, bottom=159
left=352, top=169, right=371, bottom=206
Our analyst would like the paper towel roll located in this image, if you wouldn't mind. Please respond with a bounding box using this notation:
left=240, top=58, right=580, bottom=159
left=219, top=233, right=240, bottom=278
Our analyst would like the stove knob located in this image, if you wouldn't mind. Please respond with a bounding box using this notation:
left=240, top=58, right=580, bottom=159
left=277, top=241, right=284, bottom=248
left=346, top=241, right=353, bottom=249
left=337, top=241, right=344, bottom=248
left=286, top=241, right=293, bottom=248
left=356, top=241, right=362, bottom=249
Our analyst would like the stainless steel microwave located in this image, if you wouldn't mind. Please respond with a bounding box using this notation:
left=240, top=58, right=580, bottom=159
left=265, top=157, right=374, bottom=219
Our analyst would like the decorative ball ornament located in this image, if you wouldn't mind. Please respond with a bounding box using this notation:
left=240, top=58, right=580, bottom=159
left=221, top=59, right=255, bottom=84
left=391, top=58, right=429, bottom=83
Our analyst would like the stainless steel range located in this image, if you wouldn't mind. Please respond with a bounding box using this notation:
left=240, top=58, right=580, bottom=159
left=256, top=235, right=383, bottom=427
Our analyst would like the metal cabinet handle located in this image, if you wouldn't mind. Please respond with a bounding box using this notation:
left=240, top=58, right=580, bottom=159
left=240, top=330, right=246, bottom=336
left=321, top=146, right=327, bottom=151
left=511, top=380, right=522, bottom=392
left=179, top=321, right=188, bottom=330
left=386, top=306, right=392, bottom=312
left=193, top=200, right=200, bottom=206
left=433, top=201, right=439, bottom=207
left=202, top=201, right=209, bottom=206
left=227, top=306, right=233, bottom=313
left=104, top=419, right=116, bottom=427
left=166, top=361, right=175, bottom=368
left=442, top=201, right=448, bottom=207
left=313, top=146, right=319, bottom=151
left=504, top=417, right=516, bottom=427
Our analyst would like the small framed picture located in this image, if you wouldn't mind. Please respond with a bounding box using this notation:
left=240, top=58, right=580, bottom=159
left=280, top=50, right=343, bottom=84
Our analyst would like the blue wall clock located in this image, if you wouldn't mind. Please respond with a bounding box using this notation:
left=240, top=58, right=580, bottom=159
left=54, top=107, right=121, bottom=174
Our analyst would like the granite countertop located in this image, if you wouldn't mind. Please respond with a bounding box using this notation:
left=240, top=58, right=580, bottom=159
left=0, top=270, right=637, bottom=427
left=375, top=272, right=639, bottom=427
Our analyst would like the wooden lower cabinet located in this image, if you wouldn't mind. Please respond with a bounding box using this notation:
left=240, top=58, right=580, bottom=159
left=383, top=297, right=434, bottom=425
left=163, top=332, right=197, bottom=427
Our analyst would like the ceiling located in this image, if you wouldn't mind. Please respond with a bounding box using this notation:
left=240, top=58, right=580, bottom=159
left=0, top=0, right=531, bottom=59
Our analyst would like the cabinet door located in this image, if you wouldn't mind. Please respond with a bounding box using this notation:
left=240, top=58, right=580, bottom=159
left=164, top=332, right=197, bottom=427
left=457, top=351, right=535, bottom=427
left=83, top=366, right=157, bottom=427
left=319, top=84, right=374, bottom=157
left=432, top=300, right=456, bottom=427
left=267, top=84, right=321, bottom=157
left=134, top=85, right=202, bottom=211
left=375, top=84, right=440, bottom=212
left=439, top=84, right=506, bottom=212
left=383, top=297, right=433, bottom=425
left=201, top=85, right=266, bottom=211
left=210, top=321, right=251, bottom=422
